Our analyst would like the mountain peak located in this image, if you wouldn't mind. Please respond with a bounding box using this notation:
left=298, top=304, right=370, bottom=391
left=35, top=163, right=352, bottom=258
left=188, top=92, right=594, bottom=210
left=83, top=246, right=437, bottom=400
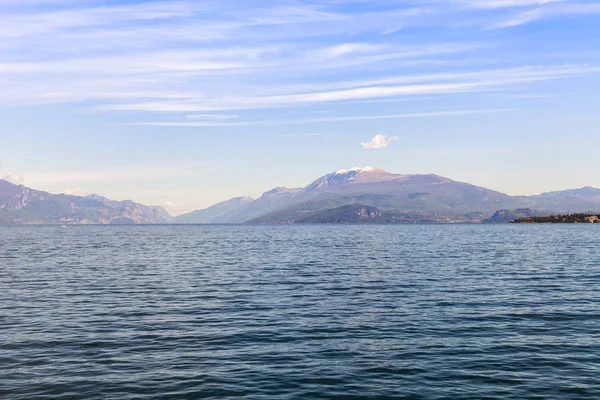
left=262, top=187, right=301, bottom=196
left=334, top=166, right=384, bottom=175
left=303, top=167, right=393, bottom=193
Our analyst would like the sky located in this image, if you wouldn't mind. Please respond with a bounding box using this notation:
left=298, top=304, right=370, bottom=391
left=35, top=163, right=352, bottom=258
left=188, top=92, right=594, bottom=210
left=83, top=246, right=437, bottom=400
left=1, top=0, right=600, bottom=215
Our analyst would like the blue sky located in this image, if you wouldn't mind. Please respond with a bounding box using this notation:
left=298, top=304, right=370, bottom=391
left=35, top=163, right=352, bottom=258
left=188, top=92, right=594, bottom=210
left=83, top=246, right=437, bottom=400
left=1, top=0, right=600, bottom=214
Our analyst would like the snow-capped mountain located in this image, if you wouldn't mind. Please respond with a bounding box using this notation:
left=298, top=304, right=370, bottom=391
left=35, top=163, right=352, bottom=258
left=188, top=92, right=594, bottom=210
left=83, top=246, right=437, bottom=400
left=177, top=167, right=517, bottom=223
left=179, top=167, right=600, bottom=224
left=301, top=167, right=398, bottom=193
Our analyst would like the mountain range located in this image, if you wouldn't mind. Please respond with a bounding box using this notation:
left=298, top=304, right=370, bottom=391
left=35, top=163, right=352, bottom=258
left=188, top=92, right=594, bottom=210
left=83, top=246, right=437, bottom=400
left=1, top=167, right=599, bottom=224
left=174, top=167, right=600, bottom=224
left=0, top=180, right=168, bottom=224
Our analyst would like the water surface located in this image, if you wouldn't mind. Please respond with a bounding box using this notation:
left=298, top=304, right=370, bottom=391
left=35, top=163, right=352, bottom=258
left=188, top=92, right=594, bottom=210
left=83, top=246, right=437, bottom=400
left=1, top=225, right=599, bottom=399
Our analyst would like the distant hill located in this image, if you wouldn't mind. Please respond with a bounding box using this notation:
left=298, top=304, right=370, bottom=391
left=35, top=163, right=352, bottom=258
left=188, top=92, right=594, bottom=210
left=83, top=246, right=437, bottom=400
left=0, top=180, right=169, bottom=224
left=248, top=204, right=481, bottom=224
left=296, top=205, right=385, bottom=224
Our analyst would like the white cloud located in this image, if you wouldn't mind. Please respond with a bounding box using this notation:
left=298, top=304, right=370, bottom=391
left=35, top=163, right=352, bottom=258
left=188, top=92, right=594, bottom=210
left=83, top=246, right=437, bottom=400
left=361, top=134, right=399, bottom=150
left=0, top=173, right=25, bottom=184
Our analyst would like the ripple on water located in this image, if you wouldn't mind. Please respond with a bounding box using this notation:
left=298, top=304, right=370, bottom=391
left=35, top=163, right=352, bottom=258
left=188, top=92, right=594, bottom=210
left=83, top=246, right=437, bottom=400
left=1, top=224, right=600, bottom=399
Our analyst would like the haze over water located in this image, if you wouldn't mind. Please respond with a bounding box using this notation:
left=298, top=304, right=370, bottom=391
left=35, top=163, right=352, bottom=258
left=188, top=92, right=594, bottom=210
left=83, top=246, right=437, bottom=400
left=2, top=225, right=599, bottom=399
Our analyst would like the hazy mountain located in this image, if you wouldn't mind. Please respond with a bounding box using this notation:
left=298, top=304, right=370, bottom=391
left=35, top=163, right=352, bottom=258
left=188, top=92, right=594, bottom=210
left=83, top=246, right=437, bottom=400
left=3, top=168, right=598, bottom=225
left=0, top=180, right=169, bottom=224
left=84, top=194, right=173, bottom=223
left=183, top=167, right=599, bottom=224
left=175, top=196, right=254, bottom=224
left=519, top=186, right=600, bottom=212
left=537, top=187, right=600, bottom=199
left=151, top=206, right=176, bottom=223
left=177, top=187, right=304, bottom=224
left=220, top=187, right=302, bottom=223
left=527, top=186, right=600, bottom=212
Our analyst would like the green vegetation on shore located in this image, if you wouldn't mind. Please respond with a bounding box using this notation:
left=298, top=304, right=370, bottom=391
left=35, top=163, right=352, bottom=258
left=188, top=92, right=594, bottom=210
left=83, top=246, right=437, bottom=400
left=511, top=214, right=600, bottom=224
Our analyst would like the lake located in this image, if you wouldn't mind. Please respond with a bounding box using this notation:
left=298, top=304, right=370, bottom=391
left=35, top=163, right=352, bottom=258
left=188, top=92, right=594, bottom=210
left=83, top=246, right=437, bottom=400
left=1, top=225, right=599, bottom=399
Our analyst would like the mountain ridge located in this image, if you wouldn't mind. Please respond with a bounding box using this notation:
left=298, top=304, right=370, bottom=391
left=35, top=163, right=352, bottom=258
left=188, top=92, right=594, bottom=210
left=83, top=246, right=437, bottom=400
left=0, top=180, right=169, bottom=225
left=176, top=167, right=600, bottom=224
left=2, top=167, right=599, bottom=224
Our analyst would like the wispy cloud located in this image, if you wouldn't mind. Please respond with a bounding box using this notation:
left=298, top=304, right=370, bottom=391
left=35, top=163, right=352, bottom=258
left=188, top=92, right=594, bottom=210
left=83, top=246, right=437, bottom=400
left=294, top=109, right=515, bottom=123
left=99, top=64, right=595, bottom=113
left=282, top=132, right=333, bottom=137
left=322, top=43, right=383, bottom=58
left=0, top=2, right=202, bottom=39
left=491, top=2, right=600, bottom=28
left=490, top=92, right=567, bottom=99
left=453, top=0, right=569, bottom=9
left=131, top=109, right=514, bottom=127
left=186, top=114, right=240, bottom=120
left=361, top=134, right=399, bottom=150
left=107, top=82, right=485, bottom=112
left=0, top=0, right=599, bottom=124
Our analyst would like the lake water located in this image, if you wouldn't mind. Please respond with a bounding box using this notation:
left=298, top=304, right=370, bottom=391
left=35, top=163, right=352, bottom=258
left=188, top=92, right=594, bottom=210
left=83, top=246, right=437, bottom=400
left=1, top=225, right=599, bottom=399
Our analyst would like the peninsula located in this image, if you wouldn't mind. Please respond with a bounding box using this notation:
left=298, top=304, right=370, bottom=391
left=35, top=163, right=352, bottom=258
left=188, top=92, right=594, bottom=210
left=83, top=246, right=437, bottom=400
left=511, top=214, right=600, bottom=224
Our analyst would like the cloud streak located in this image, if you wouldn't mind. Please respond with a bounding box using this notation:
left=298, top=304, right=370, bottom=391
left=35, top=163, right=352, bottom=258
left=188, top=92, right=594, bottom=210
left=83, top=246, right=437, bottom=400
left=99, top=64, right=595, bottom=113
left=131, top=109, right=515, bottom=127
left=492, top=2, right=600, bottom=28
left=453, top=0, right=569, bottom=9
